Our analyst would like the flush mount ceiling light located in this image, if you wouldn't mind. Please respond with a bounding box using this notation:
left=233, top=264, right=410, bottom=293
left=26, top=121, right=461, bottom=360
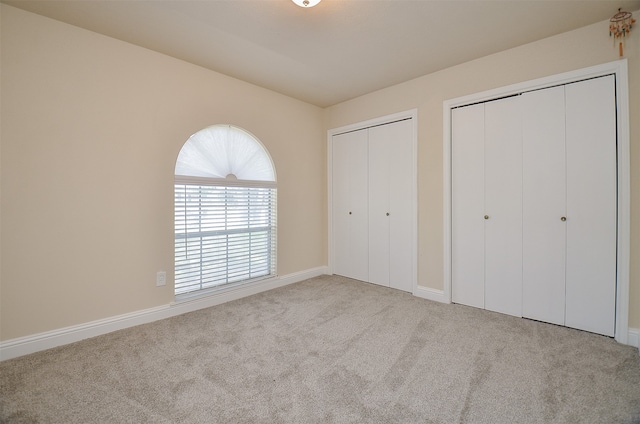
left=292, top=0, right=321, bottom=7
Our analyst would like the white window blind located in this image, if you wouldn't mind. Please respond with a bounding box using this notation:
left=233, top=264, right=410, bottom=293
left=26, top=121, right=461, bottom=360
left=174, top=182, right=277, bottom=295
left=174, top=125, right=277, bottom=297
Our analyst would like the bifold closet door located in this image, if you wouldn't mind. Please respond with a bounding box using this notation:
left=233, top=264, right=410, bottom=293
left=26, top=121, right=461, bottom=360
left=368, top=125, right=390, bottom=288
left=521, top=86, right=567, bottom=326
left=332, top=130, right=369, bottom=282
left=451, top=104, right=485, bottom=308
left=565, top=76, right=617, bottom=337
left=484, top=96, right=523, bottom=317
left=451, top=96, right=522, bottom=315
left=368, top=119, right=413, bottom=292
left=451, top=75, right=617, bottom=336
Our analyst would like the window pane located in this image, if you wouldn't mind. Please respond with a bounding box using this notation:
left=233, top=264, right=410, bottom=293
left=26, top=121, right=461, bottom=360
left=174, top=184, right=276, bottom=295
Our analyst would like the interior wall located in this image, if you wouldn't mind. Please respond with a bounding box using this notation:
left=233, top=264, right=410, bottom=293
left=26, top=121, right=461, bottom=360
left=2, top=3, right=639, bottom=344
left=325, top=13, right=640, bottom=329
left=0, top=5, right=327, bottom=341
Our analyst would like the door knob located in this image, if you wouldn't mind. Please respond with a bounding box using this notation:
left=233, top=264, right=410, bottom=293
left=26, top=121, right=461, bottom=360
left=349, top=211, right=352, bottom=215
left=484, top=215, right=489, bottom=220
left=561, top=216, right=566, bottom=221
left=386, top=212, right=390, bottom=216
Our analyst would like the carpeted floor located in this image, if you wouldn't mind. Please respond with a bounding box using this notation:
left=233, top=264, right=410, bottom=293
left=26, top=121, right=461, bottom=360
left=1, top=275, right=639, bottom=423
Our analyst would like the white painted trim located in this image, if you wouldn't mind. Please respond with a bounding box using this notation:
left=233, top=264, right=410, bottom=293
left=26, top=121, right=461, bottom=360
left=413, top=286, right=448, bottom=304
left=169, top=266, right=326, bottom=314
left=627, top=328, right=640, bottom=351
left=443, top=59, right=631, bottom=345
left=327, top=109, right=418, bottom=296
left=327, top=126, right=335, bottom=275
left=613, top=61, right=631, bottom=346
left=328, top=110, right=418, bottom=137
left=0, top=266, right=328, bottom=361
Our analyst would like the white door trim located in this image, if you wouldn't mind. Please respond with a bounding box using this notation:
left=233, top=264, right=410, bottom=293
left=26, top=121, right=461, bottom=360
left=443, top=60, right=630, bottom=345
left=328, top=109, right=418, bottom=294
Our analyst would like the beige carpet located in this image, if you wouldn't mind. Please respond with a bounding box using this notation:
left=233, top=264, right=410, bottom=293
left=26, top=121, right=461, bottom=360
left=1, top=275, right=639, bottom=423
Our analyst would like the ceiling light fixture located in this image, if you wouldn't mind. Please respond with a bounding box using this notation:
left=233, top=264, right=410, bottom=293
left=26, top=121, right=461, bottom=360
left=292, top=0, right=321, bottom=7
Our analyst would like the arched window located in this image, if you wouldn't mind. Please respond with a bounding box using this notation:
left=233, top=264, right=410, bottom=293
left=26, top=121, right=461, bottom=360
left=174, top=125, right=277, bottom=296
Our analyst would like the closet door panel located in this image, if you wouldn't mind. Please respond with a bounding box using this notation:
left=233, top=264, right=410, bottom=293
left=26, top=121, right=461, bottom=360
left=565, top=76, right=617, bottom=336
left=332, top=130, right=369, bottom=282
left=484, top=96, right=523, bottom=317
left=368, top=127, right=391, bottom=287
left=368, top=119, right=413, bottom=291
left=521, top=86, right=567, bottom=326
left=332, top=133, right=351, bottom=278
left=451, top=104, right=485, bottom=308
left=386, top=119, right=413, bottom=292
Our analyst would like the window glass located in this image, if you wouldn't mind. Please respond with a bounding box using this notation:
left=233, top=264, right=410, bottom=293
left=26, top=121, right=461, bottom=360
left=174, top=125, right=277, bottom=296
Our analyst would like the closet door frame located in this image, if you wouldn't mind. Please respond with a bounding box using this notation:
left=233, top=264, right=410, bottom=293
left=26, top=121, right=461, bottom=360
left=328, top=109, right=418, bottom=294
left=444, top=59, right=630, bottom=345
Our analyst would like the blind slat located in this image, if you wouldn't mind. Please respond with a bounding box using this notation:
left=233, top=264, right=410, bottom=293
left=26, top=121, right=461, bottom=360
left=175, top=184, right=277, bottom=295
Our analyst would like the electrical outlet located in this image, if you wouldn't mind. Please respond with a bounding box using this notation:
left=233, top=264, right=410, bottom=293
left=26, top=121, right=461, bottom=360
left=156, top=271, right=166, bottom=287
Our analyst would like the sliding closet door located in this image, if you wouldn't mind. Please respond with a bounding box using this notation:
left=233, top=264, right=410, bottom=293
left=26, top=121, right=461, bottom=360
left=332, top=130, right=369, bottom=282
left=484, top=96, right=522, bottom=317
left=565, top=75, right=617, bottom=337
left=521, top=86, right=567, bottom=326
left=451, top=104, right=485, bottom=308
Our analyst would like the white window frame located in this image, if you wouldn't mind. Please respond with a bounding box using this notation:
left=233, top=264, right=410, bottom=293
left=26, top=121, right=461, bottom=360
left=174, top=126, right=277, bottom=299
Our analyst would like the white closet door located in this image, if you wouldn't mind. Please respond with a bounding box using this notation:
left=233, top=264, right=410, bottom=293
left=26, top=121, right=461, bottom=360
left=565, top=75, right=617, bottom=336
left=484, top=96, right=523, bottom=317
left=521, top=86, right=567, bottom=326
left=386, top=119, right=413, bottom=292
left=368, top=126, right=391, bottom=287
left=451, top=104, right=485, bottom=308
left=368, top=119, right=413, bottom=292
left=332, top=130, right=369, bottom=282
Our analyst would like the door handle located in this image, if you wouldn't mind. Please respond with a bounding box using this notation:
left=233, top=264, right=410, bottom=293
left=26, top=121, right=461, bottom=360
left=484, top=215, right=489, bottom=220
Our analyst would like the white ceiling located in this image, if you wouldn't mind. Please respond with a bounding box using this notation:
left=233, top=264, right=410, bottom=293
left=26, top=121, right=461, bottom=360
left=4, top=0, right=640, bottom=107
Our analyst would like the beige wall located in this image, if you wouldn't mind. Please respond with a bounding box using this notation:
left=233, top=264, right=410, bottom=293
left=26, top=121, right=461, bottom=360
left=0, top=5, right=326, bottom=340
left=325, top=13, right=640, bottom=328
left=2, top=3, right=639, bottom=343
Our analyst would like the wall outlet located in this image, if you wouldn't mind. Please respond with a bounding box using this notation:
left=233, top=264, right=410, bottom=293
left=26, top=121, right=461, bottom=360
left=156, top=271, right=166, bottom=287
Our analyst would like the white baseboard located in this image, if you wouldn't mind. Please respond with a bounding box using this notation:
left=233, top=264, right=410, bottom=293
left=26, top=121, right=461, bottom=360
left=0, top=266, right=328, bottom=361
left=411, top=287, right=640, bottom=354
left=413, top=285, right=448, bottom=304
left=628, top=328, right=640, bottom=353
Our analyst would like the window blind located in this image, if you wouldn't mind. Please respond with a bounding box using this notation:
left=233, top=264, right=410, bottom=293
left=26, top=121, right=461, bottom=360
left=174, top=183, right=277, bottom=296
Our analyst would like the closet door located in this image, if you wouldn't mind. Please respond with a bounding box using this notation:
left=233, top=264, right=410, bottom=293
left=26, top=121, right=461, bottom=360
left=332, top=130, right=369, bottom=282
left=368, top=126, right=390, bottom=288
left=368, top=119, right=413, bottom=292
left=387, top=120, right=413, bottom=292
left=451, top=104, right=485, bottom=308
left=521, top=86, right=567, bottom=326
left=369, top=119, right=414, bottom=291
left=565, top=76, right=617, bottom=337
left=484, top=96, right=523, bottom=317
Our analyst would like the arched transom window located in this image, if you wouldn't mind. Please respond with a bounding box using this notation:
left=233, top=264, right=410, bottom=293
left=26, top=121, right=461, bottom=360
left=174, top=125, right=277, bottom=296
